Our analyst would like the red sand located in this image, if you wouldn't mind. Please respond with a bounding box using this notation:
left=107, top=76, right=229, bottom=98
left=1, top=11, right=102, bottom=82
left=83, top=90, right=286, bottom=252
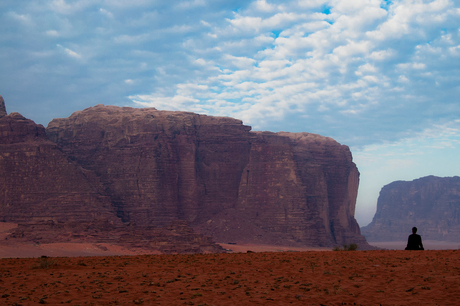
left=369, top=240, right=460, bottom=250
left=1, top=250, right=460, bottom=305
left=0, top=243, right=162, bottom=259
left=219, top=243, right=329, bottom=253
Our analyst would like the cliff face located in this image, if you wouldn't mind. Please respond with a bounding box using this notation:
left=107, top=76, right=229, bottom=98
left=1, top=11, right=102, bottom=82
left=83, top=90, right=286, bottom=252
left=197, top=131, right=363, bottom=247
left=45, top=104, right=367, bottom=248
left=46, top=105, right=252, bottom=227
left=0, top=104, right=224, bottom=254
left=0, top=112, right=119, bottom=224
left=361, top=176, right=460, bottom=242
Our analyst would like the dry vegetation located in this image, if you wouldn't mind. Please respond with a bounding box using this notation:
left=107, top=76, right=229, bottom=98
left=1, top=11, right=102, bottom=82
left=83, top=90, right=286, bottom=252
left=1, top=250, right=460, bottom=305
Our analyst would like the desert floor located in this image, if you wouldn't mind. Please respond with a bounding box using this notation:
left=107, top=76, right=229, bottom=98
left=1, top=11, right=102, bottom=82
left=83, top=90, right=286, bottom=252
left=368, top=240, right=460, bottom=250
left=1, top=250, right=460, bottom=305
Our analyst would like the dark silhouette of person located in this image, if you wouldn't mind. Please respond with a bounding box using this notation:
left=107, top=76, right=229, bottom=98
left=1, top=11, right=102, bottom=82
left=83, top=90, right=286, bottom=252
left=405, top=227, right=424, bottom=250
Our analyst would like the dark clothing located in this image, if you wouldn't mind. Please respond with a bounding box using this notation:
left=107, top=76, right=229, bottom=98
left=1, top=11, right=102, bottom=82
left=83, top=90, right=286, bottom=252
left=405, top=233, right=424, bottom=250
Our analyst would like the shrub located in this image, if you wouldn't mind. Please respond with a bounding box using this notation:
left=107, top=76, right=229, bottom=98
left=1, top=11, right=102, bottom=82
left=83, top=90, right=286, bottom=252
left=344, top=243, right=358, bottom=251
left=32, top=257, right=57, bottom=269
left=332, top=243, right=358, bottom=251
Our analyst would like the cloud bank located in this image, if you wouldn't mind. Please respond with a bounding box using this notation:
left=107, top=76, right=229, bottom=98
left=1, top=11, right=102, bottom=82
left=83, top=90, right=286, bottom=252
left=1, top=0, right=459, bottom=147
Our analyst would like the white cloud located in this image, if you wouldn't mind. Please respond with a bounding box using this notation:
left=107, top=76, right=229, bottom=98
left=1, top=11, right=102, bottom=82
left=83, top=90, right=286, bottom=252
left=200, top=20, right=211, bottom=27
left=57, top=44, right=82, bottom=59
left=449, top=45, right=460, bottom=55
left=355, top=63, right=377, bottom=76
left=130, top=94, right=202, bottom=112
left=228, top=15, right=263, bottom=31
left=99, top=8, right=114, bottom=18
left=64, top=48, right=82, bottom=59
left=45, top=30, right=60, bottom=37
left=175, top=0, right=206, bottom=10
left=368, top=49, right=395, bottom=60
left=103, top=0, right=150, bottom=8
left=113, top=34, right=149, bottom=44
left=253, top=0, right=276, bottom=12
left=398, top=75, right=409, bottom=83
left=50, top=0, right=93, bottom=14
left=8, top=12, right=34, bottom=26
left=223, top=54, right=256, bottom=69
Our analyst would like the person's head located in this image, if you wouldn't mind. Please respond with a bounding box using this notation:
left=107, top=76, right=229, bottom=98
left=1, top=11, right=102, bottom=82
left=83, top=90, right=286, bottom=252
left=412, top=227, right=417, bottom=234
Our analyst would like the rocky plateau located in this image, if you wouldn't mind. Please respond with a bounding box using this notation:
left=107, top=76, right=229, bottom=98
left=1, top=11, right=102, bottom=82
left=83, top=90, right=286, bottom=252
left=0, top=95, right=370, bottom=252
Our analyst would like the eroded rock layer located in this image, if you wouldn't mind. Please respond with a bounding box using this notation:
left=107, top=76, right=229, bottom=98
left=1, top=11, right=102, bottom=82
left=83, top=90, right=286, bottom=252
left=45, top=104, right=367, bottom=248
left=361, top=176, right=460, bottom=242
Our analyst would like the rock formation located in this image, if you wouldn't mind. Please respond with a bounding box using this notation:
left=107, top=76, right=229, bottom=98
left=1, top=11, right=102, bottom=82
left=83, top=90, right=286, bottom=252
left=45, top=104, right=368, bottom=248
left=0, top=111, right=118, bottom=224
left=361, top=176, right=460, bottom=242
left=0, top=95, right=6, bottom=118
left=0, top=100, right=223, bottom=253
left=0, top=97, right=369, bottom=250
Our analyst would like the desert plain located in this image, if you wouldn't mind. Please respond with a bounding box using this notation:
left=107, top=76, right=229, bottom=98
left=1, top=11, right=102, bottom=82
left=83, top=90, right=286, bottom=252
left=1, top=246, right=460, bottom=305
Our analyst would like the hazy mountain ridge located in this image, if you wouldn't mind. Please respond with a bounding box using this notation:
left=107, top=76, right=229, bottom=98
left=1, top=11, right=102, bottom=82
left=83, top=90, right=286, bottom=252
left=362, top=175, right=460, bottom=242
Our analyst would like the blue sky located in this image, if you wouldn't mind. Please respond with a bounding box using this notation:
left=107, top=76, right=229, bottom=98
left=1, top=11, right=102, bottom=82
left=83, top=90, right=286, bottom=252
left=1, top=0, right=460, bottom=226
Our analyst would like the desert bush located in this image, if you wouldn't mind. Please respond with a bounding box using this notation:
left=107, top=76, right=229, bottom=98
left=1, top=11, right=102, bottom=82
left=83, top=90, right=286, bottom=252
left=32, top=257, right=57, bottom=269
left=344, top=243, right=358, bottom=251
left=332, top=243, right=358, bottom=251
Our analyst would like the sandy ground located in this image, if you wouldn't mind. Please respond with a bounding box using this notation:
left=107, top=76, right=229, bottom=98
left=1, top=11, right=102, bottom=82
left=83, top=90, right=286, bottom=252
left=0, top=243, right=163, bottom=259
left=1, top=250, right=460, bottom=305
left=369, top=240, right=460, bottom=250
left=219, top=243, right=330, bottom=253
left=0, top=243, right=326, bottom=259
left=0, top=222, right=162, bottom=259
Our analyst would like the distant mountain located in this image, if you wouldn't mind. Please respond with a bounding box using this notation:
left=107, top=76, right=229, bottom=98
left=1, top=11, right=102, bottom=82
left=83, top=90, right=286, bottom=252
left=361, top=176, right=460, bottom=242
left=1, top=96, right=370, bottom=251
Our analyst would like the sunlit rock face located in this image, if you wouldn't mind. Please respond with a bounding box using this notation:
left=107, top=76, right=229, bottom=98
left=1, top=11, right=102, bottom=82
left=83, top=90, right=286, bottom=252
left=46, top=104, right=368, bottom=248
left=361, top=175, right=460, bottom=242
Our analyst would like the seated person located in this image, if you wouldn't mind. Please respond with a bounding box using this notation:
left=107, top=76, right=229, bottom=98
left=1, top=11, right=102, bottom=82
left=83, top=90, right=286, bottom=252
left=405, top=227, right=424, bottom=250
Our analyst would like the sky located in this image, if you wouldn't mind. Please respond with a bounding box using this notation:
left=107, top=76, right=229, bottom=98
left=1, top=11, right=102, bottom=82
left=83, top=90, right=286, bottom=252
left=1, top=0, right=460, bottom=227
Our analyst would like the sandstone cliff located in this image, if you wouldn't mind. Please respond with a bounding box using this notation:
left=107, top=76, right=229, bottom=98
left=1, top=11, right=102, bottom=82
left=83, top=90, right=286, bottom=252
left=0, top=112, right=119, bottom=224
left=361, top=176, right=460, bottom=242
left=45, top=104, right=368, bottom=248
left=0, top=102, right=224, bottom=254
